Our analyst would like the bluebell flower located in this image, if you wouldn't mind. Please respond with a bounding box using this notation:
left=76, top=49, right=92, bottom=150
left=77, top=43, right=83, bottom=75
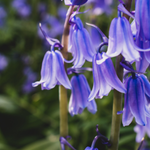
left=88, top=52, right=126, bottom=101
left=64, top=0, right=88, bottom=6
left=135, top=0, right=150, bottom=40
left=12, top=0, right=31, bottom=18
left=32, top=24, right=71, bottom=90
left=122, top=73, right=150, bottom=126
left=69, top=14, right=96, bottom=68
left=134, top=117, right=150, bottom=143
left=69, top=74, right=97, bottom=116
left=22, top=67, right=37, bottom=93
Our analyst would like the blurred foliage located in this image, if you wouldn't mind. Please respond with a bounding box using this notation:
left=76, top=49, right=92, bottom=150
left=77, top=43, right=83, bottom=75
left=0, top=0, right=147, bottom=150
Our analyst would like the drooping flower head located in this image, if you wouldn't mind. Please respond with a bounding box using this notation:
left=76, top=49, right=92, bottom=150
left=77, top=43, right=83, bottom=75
left=119, top=60, right=150, bottom=126
left=86, top=24, right=126, bottom=101
left=32, top=24, right=71, bottom=90
left=69, top=9, right=96, bottom=68
left=68, top=68, right=97, bottom=116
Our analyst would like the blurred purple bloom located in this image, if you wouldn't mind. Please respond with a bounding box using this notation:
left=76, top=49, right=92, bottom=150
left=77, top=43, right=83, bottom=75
left=58, top=6, right=67, bottom=19
left=135, top=0, right=150, bottom=40
left=64, top=0, right=88, bottom=6
left=122, top=74, right=150, bottom=126
left=106, top=16, right=141, bottom=63
left=69, top=16, right=96, bottom=68
left=86, top=0, right=113, bottom=15
left=38, top=15, right=63, bottom=39
left=69, top=74, right=97, bottom=116
left=22, top=67, right=37, bottom=93
left=134, top=117, right=150, bottom=143
left=12, top=0, right=31, bottom=18
left=88, top=52, right=126, bottom=101
left=0, top=54, right=8, bottom=71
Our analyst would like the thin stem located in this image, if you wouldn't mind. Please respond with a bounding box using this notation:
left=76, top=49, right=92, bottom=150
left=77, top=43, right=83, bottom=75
left=59, top=6, right=74, bottom=149
left=108, top=1, right=132, bottom=150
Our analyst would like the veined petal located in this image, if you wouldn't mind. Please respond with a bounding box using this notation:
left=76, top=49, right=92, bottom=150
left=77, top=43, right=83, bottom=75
left=32, top=51, right=50, bottom=87
left=71, top=30, right=85, bottom=68
left=122, top=17, right=140, bottom=62
left=122, top=77, right=134, bottom=126
left=106, top=18, right=123, bottom=57
left=96, top=53, right=112, bottom=98
left=55, top=50, right=71, bottom=89
left=136, top=52, right=149, bottom=73
left=88, top=55, right=100, bottom=101
left=100, top=54, right=126, bottom=93
left=78, top=28, right=96, bottom=62
left=140, top=75, right=150, bottom=97
left=42, top=51, right=57, bottom=90
left=129, top=76, right=147, bottom=126
left=142, top=0, right=150, bottom=40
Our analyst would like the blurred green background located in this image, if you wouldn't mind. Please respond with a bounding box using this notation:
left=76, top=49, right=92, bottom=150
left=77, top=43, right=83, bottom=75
left=0, top=0, right=141, bottom=150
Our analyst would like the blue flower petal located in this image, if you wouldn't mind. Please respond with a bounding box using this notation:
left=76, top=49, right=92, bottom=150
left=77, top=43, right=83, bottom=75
left=122, top=77, right=133, bottom=126
left=129, top=77, right=147, bottom=126
left=55, top=50, right=71, bottom=89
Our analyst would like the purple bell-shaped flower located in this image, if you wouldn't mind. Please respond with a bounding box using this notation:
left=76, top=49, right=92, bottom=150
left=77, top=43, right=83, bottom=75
left=69, top=73, right=97, bottom=116
left=64, top=0, right=88, bottom=6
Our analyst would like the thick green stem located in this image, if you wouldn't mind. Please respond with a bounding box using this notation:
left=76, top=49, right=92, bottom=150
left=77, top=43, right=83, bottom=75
left=108, top=1, right=132, bottom=150
left=59, top=5, right=74, bottom=140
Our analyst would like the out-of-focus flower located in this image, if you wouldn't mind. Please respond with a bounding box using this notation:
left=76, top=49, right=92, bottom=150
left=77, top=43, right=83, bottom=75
left=135, top=0, right=150, bottom=40
left=0, top=7, right=7, bottom=27
left=22, top=67, right=37, bottom=93
left=0, top=54, right=8, bottom=71
left=69, top=74, right=97, bottom=116
left=12, top=0, right=31, bottom=18
left=64, top=0, right=88, bottom=6
left=88, top=52, right=126, bottom=101
left=86, top=0, right=113, bottom=15
left=134, top=117, right=150, bottom=143
left=32, top=24, right=71, bottom=90
left=69, top=13, right=96, bottom=68
left=38, top=14, right=64, bottom=39
left=122, top=72, right=150, bottom=126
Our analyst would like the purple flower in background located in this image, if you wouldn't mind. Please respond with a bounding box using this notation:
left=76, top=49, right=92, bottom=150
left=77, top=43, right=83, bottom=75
left=122, top=73, right=150, bottom=126
left=69, top=15, right=96, bottom=68
left=134, top=117, right=150, bottom=143
left=32, top=24, right=71, bottom=90
left=135, top=0, right=150, bottom=40
left=86, top=0, right=113, bottom=15
left=64, top=0, right=88, bottom=6
left=69, top=74, right=97, bottom=116
left=0, top=54, right=8, bottom=71
left=38, top=14, right=64, bottom=39
left=22, top=67, right=37, bottom=93
left=88, top=52, right=126, bottom=101
left=12, top=0, right=31, bottom=18
left=0, top=7, right=7, bottom=27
